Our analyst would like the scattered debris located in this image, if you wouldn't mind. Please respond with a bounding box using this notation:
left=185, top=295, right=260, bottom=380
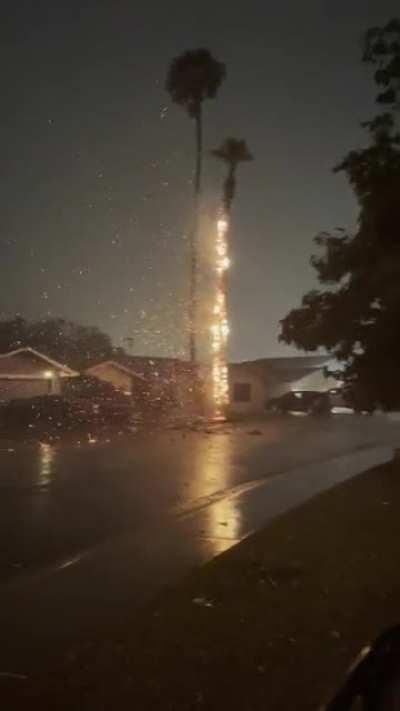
left=192, top=597, right=214, bottom=608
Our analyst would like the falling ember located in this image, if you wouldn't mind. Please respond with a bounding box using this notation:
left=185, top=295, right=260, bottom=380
left=211, top=213, right=230, bottom=419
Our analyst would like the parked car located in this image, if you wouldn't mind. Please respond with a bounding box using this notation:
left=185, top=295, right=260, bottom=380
left=265, top=390, right=332, bottom=416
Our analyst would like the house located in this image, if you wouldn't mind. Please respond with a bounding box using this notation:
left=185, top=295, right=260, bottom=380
left=86, top=356, right=202, bottom=414
left=0, top=347, right=78, bottom=402
left=85, top=360, right=145, bottom=396
left=228, top=362, right=273, bottom=417
left=228, top=356, right=340, bottom=416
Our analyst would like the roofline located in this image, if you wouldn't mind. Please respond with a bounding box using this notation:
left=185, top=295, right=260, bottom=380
left=0, top=374, right=73, bottom=380
left=86, top=360, right=145, bottom=381
left=229, top=355, right=333, bottom=366
left=0, top=347, right=78, bottom=376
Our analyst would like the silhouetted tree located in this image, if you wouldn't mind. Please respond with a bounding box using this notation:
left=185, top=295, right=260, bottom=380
left=211, top=137, right=253, bottom=213
left=363, top=18, right=400, bottom=106
left=166, top=48, right=226, bottom=362
left=0, top=317, right=114, bottom=371
left=280, top=20, right=400, bottom=410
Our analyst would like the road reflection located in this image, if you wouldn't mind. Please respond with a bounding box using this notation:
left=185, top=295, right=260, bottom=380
left=189, top=431, right=244, bottom=548
left=37, top=442, right=56, bottom=489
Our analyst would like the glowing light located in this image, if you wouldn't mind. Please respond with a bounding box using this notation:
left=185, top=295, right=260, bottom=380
left=217, top=219, right=228, bottom=233
left=43, top=370, right=54, bottom=379
left=211, top=213, right=231, bottom=418
left=216, top=243, right=227, bottom=257
left=218, top=256, right=230, bottom=271
left=38, top=442, right=55, bottom=488
left=221, top=320, right=230, bottom=338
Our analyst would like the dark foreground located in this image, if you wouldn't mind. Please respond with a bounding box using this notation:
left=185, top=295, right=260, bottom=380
left=11, top=457, right=400, bottom=710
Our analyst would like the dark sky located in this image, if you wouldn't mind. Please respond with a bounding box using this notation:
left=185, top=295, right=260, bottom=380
left=1, top=0, right=399, bottom=361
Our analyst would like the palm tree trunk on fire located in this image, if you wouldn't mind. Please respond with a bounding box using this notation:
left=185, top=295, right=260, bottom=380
left=211, top=138, right=253, bottom=414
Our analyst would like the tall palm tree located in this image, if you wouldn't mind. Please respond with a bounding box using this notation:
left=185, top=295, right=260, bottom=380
left=211, top=138, right=253, bottom=214
left=166, top=49, right=226, bottom=363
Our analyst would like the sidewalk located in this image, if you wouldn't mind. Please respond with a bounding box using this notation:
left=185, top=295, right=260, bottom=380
left=11, top=456, right=400, bottom=710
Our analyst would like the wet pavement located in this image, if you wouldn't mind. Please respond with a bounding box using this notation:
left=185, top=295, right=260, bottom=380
left=0, top=414, right=399, bottom=584
left=0, top=414, right=399, bottom=673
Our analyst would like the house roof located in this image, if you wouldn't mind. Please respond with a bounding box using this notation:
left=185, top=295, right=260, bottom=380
left=229, top=355, right=333, bottom=386
left=86, top=360, right=145, bottom=381
left=0, top=347, right=78, bottom=377
left=255, top=355, right=331, bottom=371
left=90, top=356, right=196, bottom=382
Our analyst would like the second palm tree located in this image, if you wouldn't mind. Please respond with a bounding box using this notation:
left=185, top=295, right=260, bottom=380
left=210, top=138, right=253, bottom=416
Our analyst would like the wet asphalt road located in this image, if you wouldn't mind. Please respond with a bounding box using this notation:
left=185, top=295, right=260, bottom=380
left=1, top=414, right=399, bottom=585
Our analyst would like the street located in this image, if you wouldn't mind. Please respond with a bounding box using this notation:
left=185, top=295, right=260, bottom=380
left=1, top=414, right=399, bottom=585
left=0, top=413, right=398, bottom=678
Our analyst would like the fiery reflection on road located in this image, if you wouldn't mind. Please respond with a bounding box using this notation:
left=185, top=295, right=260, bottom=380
left=188, top=431, right=244, bottom=548
left=37, top=442, right=56, bottom=489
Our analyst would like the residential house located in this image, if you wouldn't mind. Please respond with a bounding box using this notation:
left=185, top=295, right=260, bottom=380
left=0, top=347, right=78, bottom=401
left=85, top=360, right=145, bottom=396
left=86, top=356, right=201, bottom=414
left=228, top=356, right=340, bottom=416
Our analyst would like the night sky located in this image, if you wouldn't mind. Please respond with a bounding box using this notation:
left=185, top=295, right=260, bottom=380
left=1, top=0, right=399, bottom=361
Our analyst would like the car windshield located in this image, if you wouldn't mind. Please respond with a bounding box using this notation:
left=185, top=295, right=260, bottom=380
left=2, top=4, right=400, bottom=711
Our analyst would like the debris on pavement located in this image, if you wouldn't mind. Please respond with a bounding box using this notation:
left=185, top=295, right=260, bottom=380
left=192, top=597, right=214, bottom=608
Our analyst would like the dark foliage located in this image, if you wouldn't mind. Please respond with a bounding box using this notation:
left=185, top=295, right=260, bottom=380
left=280, top=21, right=400, bottom=410
left=166, top=48, right=226, bottom=119
left=0, top=317, right=114, bottom=371
left=364, top=19, right=400, bottom=106
left=211, top=137, right=253, bottom=212
left=62, top=374, right=126, bottom=402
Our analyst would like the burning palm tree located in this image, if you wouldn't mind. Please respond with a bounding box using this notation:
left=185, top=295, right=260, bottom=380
left=210, top=138, right=253, bottom=417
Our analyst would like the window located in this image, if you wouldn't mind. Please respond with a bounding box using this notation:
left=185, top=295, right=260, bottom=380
left=233, top=382, right=252, bottom=402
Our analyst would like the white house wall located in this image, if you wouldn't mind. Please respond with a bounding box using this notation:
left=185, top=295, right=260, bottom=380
left=272, top=370, right=340, bottom=397
left=0, top=378, right=61, bottom=401
left=228, top=373, right=266, bottom=417
left=228, top=363, right=341, bottom=417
